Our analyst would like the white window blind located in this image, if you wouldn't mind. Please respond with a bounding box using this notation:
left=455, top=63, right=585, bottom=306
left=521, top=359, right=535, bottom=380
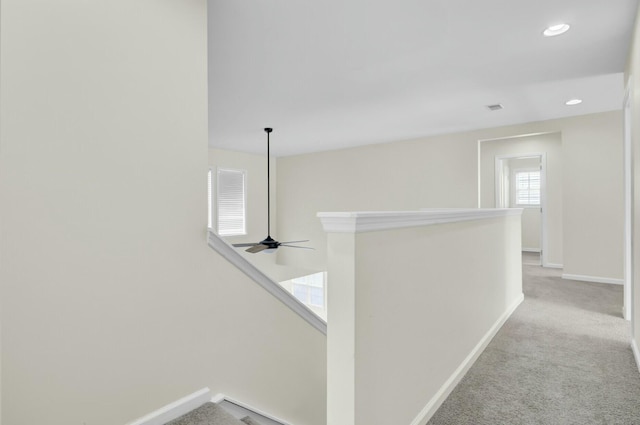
left=515, top=170, right=541, bottom=206
left=217, top=168, right=246, bottom=236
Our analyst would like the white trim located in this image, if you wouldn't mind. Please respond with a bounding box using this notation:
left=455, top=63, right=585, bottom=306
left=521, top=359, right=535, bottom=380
left=208, top=231, right=327, bottom=335
left=540, top=154, right=548, bottom=267
left=494, top=156, right=505, bottom=208
left=409, top=293, right=525, bottom=425
left=623, top=76, right=634, bottom=323
left=545, top=263, right=563, bottom=269
left=126, top=388, right=211, bottom=425
left=317, top=209, right=522, bottom=234
left=492, top=152, right=549, bottom=268
left=211, top=394, right=291, bottom=425
left=562, top=274, right=624, bottom=286
left=480, top=137, right=551, bottom=201
left=522, top=248, right=541, bottom=253
left=632, top=339, right=640, bottom=374
left=478, top=131, right=558, bottom=143
left=210, top=393, right=226, bottom=403
left=477, top=140, right=482, bottom=208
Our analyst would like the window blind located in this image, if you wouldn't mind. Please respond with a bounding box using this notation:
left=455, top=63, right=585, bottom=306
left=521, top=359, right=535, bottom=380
left=515, top=170, right=541, bottom=206
left=217, top=168, right=246, bottom=236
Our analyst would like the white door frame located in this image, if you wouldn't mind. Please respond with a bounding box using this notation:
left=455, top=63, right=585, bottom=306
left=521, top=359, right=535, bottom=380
left=624, top=77, right=633, bottom=324
left=494, top=153, right=548, bottom=267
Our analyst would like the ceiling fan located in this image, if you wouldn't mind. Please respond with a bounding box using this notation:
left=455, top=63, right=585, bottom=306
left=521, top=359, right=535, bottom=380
left=232, top=128, right=312, bottom=254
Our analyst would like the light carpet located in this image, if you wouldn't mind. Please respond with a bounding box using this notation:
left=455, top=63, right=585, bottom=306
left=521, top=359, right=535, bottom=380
left=165, top=402, right=249, bottom=425
left=428, top=265, right=640, bottom=424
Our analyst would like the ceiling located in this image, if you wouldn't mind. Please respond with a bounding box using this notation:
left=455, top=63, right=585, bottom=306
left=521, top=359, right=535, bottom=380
left=208, top=0, right=638, bottom=157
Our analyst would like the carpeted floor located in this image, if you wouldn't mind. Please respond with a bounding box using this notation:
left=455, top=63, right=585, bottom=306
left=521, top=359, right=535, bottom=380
left=165, top=402, right=259, bottom=425
left=428, top=264, right=640, bottom=425
left=522, top=251, right=541, bottom=266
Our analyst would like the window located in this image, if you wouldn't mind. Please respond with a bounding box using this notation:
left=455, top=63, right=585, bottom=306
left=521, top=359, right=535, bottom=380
left=212, top=168, right=246, bottom=236
left=292, top=272, right=325, bottom=308
left=515, top=170, right=540, bottom=206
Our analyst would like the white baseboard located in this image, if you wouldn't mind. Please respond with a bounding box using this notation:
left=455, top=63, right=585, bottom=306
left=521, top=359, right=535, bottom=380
left=211, top=394, right=290, bottom=425
left=562, top=273, right=624, bottom=285
left=544, top=263, right=564, bottom=269
left=522, top=248, right=541, bottom=253
left=126, top=388, right=211, bottom=425
left=632, top=339, right=640, bottom=374
left=409, top=293, right=525, bottom=425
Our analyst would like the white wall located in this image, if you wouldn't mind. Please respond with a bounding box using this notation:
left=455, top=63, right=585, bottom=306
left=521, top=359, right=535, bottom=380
left=626, top=5, right=640, bottom=349
left=562, top=112, right=624, bottom=280
left=277, top=134, right=479, bottom=271
left=481, top=136, right=560, bottom=261
left=0, top=2, right=326, bottom=425
left=324, top=213, right=523, bottom=425
left=520, top=207, right=541, bottom=251
left=277, top=111, right=623, bottom=281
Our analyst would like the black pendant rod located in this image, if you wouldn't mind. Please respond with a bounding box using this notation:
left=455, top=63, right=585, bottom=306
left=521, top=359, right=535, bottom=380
left=265, top=127, right=272, bottom=238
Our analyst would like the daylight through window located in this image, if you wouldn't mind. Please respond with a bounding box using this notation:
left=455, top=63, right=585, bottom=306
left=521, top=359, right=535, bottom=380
left=292, top=272, right=325, bottom=308
left=515, top=170, right=541, bottom=206
left=216, top=168, right=246, bottom=236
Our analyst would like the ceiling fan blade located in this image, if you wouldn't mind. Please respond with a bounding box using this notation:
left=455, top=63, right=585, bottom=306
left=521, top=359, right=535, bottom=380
left=232, top=243, right=260, bottom=247
left=246, top=244, right=269, bottom=253
left=279, top=240, right=309, bottom=244
left=279, top=245, right=315, bottom=250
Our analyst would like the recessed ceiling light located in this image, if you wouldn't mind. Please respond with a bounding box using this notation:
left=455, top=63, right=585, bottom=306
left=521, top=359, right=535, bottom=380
left=543, top=23, right=570, bottom=37
left=565, top=99, right=582, bottom=106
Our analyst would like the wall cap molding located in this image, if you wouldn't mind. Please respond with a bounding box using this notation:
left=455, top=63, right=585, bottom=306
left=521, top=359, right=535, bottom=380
left=317, top=208, right=522, bottom=233
left=208, top=231, right=327, bottom=335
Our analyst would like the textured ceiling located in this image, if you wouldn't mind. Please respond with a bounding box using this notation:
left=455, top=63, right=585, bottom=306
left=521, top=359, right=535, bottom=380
left=208, top=0, right=638, bottom=156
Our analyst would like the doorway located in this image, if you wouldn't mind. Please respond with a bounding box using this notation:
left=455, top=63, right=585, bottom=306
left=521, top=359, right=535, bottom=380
left=494, top=153, right=548, bottom=267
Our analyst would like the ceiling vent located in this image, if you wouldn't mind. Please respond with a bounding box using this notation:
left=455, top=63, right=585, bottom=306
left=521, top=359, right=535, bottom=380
left=486, top=103, right=504, bottom=111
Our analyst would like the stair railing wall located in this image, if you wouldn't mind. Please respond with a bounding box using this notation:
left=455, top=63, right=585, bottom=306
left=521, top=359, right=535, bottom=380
left=319, top=209, right=523, bottom=425
left=208, top=231, right=327, bottom=335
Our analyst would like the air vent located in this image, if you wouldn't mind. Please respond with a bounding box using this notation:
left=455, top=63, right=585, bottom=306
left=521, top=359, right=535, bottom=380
left=486, top=104, right=504, bottom=111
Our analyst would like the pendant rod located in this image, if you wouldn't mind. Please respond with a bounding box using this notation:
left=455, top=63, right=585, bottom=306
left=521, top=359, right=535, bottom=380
left=265, top=127, right=272, bottom=238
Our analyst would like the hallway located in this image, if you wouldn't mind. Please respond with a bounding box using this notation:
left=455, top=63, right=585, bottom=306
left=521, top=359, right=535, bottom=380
left=428, top=263, right=640, bottom=424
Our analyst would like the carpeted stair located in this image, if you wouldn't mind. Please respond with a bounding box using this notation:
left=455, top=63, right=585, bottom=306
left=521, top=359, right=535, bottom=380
left=166, top=402, right=262, bottom=425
